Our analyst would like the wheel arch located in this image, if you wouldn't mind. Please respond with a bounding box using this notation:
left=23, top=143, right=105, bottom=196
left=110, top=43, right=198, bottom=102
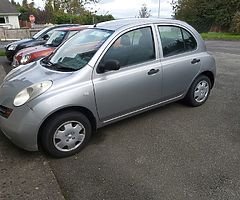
left=37, top=106, right=97, bottom=149
left=199, top=71, right=215, bottom=89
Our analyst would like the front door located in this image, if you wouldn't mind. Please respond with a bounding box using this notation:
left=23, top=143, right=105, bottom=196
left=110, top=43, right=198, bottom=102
left=92, top=26, right=162, bottom=122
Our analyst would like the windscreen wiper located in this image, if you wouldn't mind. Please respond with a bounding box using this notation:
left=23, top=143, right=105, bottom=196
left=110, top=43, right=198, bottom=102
left=41, top=58, right=77, bottom=71
left=52, top=63, right=78, bottom=72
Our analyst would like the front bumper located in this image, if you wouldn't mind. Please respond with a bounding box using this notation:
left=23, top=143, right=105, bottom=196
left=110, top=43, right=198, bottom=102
left=0, top=104, right=40, bottom=151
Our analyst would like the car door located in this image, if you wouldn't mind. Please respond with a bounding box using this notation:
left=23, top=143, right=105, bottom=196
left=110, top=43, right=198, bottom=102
left=92, top=26, right=162, bottom=122
left=158, top=25, right=201, bottom=100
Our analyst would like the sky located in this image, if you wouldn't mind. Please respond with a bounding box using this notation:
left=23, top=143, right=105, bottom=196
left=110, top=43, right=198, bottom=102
left=13, top=0, right=173, bottom=18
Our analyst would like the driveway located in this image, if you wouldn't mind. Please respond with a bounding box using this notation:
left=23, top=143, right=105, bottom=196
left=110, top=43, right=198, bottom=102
left=0, top=41, right=240, bottom=200
left=0, top=57, right=65, bottom=199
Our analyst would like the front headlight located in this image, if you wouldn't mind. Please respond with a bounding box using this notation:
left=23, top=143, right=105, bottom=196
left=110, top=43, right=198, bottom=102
left=20, top=54, right=31, bottom=64
left=13, top=81, right=52, bottom=107
left=8, top=44, right=17, bottom=51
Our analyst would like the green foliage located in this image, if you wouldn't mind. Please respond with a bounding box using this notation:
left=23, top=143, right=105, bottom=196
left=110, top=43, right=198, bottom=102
left=95, top=14, right=114, bottom=23
left=201, top=32, right=240, bottom=40
left=17, top=6, right=29, bottom=21
left=46, top=0, right=95, bottom=14
left=53, top=11, right=114, bottom=25
left=172, top=0, right=240, bottom=32
left=0, top=50, right=5, bottom=57
left=230, top=12, right=240, bottom=33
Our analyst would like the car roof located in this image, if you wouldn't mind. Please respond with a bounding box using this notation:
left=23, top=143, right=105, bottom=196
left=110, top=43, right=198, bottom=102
left=54, top=24, right=79, bottom=27
left=52, top=25, right=90, bottom=31
left=44, top=24, right=80, bottom=31
left=95, top=18, right=188, bottom=31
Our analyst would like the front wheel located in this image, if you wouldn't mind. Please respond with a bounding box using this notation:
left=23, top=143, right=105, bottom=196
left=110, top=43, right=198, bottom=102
left=184, top=75, right=211, bottom=107
left=40, top=111, right=92, bottom=158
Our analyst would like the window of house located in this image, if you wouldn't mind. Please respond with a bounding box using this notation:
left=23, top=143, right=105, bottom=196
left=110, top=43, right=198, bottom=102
left=99, top=27, right=156, bottom=69
left=158, top=26, right=197, bottom=57
left=0, top=17, right=5, bottom=23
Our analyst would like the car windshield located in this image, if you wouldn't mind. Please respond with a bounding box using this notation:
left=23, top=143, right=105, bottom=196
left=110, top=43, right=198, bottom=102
left=33, top=26, right=52, bottom=39
left=45, top=30, right=67, bottom=47
left=41, top=28, right=113, bottom=71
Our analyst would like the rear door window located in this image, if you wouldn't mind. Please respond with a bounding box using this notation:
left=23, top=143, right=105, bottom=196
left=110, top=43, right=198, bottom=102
left=182, top=29, right=197, bottom=52
left=158, top=26, right=197, bottom=57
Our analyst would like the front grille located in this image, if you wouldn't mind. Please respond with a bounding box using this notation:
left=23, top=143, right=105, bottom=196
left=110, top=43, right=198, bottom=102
left=0, top=105, right=13, bottom=119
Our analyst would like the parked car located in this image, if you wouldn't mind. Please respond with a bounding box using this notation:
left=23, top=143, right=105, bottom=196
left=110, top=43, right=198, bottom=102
left=0, top=18, right=216, bottom=158
left=12, top=26, right=88, bottom=67
left=5, top=24, right=79, bottom=62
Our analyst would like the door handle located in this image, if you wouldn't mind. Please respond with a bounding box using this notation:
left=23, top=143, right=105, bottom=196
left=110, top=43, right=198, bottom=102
left=148, top=69, right=159, bottom=75
left=191, top=58, right=201, bottom=64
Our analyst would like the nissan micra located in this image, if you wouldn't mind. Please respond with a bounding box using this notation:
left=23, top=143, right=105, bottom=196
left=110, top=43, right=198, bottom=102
left=0, top=19, right=216, bottom=158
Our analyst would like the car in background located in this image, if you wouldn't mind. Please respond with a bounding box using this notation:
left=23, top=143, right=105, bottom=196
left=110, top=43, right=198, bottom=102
left=5, top=24, right=79, bottom=62
left=0, top=18, right=216, bottom=158
left=13, top=26, right=88, bottom=67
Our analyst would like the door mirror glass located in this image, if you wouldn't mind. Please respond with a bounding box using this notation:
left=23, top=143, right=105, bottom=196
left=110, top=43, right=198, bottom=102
left=98, top=60, right=120, bottom=73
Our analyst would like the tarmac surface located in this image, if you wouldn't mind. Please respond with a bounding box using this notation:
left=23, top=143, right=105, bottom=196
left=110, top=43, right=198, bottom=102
left=0, top=40, right=240, bottom=200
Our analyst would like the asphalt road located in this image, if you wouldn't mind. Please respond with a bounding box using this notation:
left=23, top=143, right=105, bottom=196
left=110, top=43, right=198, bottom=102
left=0, top=40, right=240, bottom=200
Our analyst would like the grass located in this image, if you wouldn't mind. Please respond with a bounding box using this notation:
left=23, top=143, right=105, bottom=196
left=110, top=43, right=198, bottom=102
left=201, top=32, right=240, bottom=40
left=0, top=50, right=5, bottom=56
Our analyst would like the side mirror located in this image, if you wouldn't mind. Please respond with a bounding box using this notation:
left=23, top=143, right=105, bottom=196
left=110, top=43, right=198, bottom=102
left=98, top=60, right=120, bottom=73
left=42, top=34, right=49, bottom=41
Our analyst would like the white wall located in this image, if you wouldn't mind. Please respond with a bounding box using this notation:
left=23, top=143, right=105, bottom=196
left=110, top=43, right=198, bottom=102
left=8, top=15, right=20, bottom=29
left=0, top=15, right=20, bottom=29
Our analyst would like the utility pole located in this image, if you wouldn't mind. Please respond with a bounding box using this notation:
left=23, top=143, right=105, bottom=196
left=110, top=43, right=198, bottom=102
left=158, top=0, right=160, bottom=18
left=92, top=0, right=96, bottom=24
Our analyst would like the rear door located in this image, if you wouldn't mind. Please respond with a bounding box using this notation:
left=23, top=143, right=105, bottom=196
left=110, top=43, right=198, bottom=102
left=158, top=25, right=201, bottom=100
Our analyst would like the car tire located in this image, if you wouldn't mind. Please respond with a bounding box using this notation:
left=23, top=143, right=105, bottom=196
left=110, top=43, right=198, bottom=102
left=184, top=75, right=211, bottom=107
left=40, top=111, right=92, bottom=158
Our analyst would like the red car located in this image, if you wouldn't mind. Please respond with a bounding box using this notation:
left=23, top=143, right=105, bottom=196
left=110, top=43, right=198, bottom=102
left=13, top=25, right=88, bottom=67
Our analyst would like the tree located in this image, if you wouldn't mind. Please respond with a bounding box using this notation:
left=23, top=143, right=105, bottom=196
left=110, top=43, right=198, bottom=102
left=22, top=0, right=28, bottom=8
left=55, top=0, right=97, bottom=14
left=44, top=0, right=54, bottom=23
left=13, top=0, right=113, bottom=25
left=231, top=11, right=240, bottom=33
left=11, top=0, right=16, bottom=5
left=138, top=3, right=151, bottom=18
left=172, top=0, right=240, bottom=32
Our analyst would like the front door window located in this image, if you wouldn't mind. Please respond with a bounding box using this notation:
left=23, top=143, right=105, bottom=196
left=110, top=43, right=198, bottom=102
left=99, top=26, right=156, bottom=70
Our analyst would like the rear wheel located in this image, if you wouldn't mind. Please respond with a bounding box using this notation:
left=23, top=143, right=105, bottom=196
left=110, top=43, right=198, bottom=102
left=184, top=75, right=211, bottom=107
left=40, top=111, right=92, bottom=158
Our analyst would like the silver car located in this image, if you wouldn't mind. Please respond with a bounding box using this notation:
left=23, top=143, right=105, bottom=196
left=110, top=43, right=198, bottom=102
left=0, top=19, right=216, bottom=158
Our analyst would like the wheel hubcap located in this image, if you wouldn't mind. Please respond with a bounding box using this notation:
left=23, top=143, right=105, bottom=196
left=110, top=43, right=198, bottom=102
left=194, top=80, right=209, bottom=103
left=53, top=121, right=86, bottom=152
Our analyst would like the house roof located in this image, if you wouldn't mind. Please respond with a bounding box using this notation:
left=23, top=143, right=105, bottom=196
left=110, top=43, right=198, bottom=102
left=0, top=0, right=19, bottom=14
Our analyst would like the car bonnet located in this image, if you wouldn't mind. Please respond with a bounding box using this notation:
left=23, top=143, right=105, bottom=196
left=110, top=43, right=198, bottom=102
left=0, top=61, right=73, bottom=107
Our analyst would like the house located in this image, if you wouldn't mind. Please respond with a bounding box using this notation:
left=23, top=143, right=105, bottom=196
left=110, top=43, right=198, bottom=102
left=0, top=0, right=20, bottom=29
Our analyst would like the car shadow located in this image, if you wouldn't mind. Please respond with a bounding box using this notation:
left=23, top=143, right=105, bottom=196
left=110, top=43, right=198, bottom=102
left=89, top=101, right=187, bottom=146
